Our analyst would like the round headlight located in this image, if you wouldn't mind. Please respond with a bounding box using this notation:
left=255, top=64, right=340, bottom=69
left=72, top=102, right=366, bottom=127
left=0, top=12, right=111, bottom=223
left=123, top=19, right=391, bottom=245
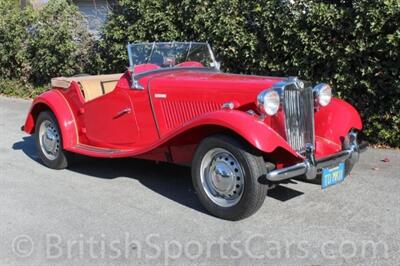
left=313, top=83, right=332, bottom=107
left=257, top=89, right=280, bottom=116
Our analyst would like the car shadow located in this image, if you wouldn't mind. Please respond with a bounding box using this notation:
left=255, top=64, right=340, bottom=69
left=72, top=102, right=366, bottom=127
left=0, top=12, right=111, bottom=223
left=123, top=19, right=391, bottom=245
left=268, top=183, right=304, bottom=201
left=12, top=136, right=41, bottom=163
left=13, top=136, right=306, bottom=215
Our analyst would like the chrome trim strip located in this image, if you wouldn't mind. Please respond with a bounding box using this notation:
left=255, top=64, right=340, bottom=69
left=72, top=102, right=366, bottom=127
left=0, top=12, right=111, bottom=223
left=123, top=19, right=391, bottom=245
left=147, top=42, right=156, bottom=64
left=133, top=67, right=218, bottom=80
left=127, top=43, right=133, bottom=67
left=146, top=75, right=163, bottom=139
left=207, top=42, right=220, bottom=70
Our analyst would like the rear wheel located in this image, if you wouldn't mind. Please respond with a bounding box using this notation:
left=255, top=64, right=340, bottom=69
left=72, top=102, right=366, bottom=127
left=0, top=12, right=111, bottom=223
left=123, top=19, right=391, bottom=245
left=35, top=111, right=69, bottom=169
left=192, top=135, right=270, bottom=220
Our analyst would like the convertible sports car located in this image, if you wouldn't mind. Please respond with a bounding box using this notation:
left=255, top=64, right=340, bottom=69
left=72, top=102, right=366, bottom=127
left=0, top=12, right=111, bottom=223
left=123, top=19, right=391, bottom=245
left=22, top=42, right=367, bottom=220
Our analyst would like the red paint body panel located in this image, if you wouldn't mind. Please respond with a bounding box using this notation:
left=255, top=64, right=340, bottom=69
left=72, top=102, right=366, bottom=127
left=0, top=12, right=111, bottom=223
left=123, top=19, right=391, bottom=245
left=83, top=89, right=139, bottom=146
left=24, top=90, right=78, bottom=149
left=147, top=71, right=284, bottom=137
left=315, top=98, right=362, bottom=144
left=23, top=68, right=363, bottom=166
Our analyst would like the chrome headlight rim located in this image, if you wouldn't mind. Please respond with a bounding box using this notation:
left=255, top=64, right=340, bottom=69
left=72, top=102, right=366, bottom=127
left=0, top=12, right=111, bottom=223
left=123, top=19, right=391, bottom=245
left=257, top=89, right=281, bottom=116
left=313, top=83, right=332, bottom=107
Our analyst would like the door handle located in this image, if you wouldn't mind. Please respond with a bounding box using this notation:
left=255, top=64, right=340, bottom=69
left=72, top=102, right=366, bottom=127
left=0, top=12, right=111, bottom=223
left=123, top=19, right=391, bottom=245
left=115, top=107, right=131, bottom=118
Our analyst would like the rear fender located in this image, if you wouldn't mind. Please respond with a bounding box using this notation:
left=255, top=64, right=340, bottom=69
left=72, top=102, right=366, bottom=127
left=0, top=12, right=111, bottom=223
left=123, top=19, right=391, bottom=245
left=23, top=90, right=78, bottom=149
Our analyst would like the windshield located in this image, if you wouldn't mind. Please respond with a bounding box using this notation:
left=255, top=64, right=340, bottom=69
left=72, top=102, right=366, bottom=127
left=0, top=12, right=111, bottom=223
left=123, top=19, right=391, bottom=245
left=127, top=42, right=218, bottom=70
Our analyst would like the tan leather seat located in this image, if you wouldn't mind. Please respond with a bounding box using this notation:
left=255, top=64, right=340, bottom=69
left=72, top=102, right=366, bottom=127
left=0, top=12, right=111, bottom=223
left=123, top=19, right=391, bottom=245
left=51, top=73, right=123, bottom=102
left=102, top=80, right=119, bottom=94
left=78, top=79, right=104, bottom=101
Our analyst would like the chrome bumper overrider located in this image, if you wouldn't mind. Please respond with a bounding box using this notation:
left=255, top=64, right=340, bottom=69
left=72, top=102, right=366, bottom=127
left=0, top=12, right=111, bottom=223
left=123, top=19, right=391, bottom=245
left=267, top=132, right=368, bottom=182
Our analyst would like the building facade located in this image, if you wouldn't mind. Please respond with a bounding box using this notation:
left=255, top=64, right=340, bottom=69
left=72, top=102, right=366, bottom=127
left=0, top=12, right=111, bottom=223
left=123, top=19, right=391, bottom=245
left=21, top=0, right=115, bottom=34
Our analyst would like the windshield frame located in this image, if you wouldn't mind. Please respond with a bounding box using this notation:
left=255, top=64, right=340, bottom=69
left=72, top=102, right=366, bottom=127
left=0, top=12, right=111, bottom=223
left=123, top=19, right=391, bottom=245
left=127, top=41, right=219, bottom=71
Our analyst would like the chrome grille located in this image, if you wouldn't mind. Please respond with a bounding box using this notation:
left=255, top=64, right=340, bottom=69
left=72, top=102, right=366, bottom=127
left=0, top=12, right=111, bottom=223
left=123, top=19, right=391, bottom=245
left=283, top=85, right=315, bottom=153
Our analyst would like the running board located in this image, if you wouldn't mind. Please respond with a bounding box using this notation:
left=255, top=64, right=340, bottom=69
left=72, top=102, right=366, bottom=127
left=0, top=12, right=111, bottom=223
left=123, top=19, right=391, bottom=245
left=70, top=144, right=135, bottom=158
left=75, top=144, right=122, bottom=154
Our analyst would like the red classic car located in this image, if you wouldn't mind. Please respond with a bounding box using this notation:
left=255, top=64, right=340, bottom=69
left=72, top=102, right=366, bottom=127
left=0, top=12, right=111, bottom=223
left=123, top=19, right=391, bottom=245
left=22, top=42, right=366, bottom=220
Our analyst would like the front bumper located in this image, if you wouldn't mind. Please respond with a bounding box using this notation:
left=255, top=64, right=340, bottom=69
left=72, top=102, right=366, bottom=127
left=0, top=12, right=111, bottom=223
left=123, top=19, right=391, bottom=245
left=267, top=132, right=368, bottom=182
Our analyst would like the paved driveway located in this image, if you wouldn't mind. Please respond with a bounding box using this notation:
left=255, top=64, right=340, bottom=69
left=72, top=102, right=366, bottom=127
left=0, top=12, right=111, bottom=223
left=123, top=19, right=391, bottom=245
left=0, top=96, right=399, bottom=265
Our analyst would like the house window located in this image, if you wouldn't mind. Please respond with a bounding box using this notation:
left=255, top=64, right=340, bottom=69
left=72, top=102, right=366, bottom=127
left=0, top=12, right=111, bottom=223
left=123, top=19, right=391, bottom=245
left=72, top=0, right=115, bottom=35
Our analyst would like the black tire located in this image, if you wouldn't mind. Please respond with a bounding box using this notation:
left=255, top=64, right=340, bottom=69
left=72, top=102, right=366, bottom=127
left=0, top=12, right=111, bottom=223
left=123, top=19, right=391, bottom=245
left=35, top=111, right=70, bottom=169
left=192, top=134, right=270, bottom=220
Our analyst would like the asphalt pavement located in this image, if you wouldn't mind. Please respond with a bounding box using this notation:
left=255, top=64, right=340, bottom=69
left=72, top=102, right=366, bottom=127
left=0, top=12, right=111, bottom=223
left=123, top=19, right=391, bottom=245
left=0, top=95, right=399, bottom=265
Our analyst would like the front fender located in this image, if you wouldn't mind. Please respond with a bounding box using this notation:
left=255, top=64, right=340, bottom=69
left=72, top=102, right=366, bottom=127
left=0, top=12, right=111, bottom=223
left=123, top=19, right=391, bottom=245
left=315, top=98, right=362, bottom=145
left=168, top=110, right=299, bottom=158
left=23, top=90, right=78, bottom=149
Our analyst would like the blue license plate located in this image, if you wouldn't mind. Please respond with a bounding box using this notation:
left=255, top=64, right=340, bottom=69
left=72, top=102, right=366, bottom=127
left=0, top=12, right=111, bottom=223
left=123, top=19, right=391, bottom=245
left=321, top=162, right=345, bottom=189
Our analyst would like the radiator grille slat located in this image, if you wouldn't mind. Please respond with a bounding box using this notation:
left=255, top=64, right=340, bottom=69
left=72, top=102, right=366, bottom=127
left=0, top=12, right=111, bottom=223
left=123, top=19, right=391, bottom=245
left=284, top=86, right=314, bottom=152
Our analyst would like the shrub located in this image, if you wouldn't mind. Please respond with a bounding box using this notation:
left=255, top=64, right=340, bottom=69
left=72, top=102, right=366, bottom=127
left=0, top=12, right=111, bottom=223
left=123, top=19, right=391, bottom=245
left=96, top=0, right=182, bottom=73
left=282, top=0, right=400, bottom=147
left=0, top=0, right=33, bottom=82
left=0, top=0, right=398, bottom=147
left=0, top=79, right=46, bottom=98
left=99, top=0, right=400, bottom=147
left=27, top=0, right=96, bottom=84
left=0, top=0, right=96, bottom=90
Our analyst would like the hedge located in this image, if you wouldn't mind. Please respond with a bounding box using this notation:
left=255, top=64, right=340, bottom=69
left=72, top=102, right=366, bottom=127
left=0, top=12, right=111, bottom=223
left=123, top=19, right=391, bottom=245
left=27, top=0, right=95, bottom=84
left=0, top=0, right=399, bottom=147
left=97, top=0, right=400, bottom=147
left=0, top=0, right=96, bottom=90
left=0, top=0, right=33, bottom=83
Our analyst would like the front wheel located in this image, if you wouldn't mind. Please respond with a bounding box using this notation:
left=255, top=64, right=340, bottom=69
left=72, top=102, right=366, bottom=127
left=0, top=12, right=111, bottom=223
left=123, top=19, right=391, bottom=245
left=35, top=111, right=70, bottom=169
left=192, top=135, right=270, bottom=220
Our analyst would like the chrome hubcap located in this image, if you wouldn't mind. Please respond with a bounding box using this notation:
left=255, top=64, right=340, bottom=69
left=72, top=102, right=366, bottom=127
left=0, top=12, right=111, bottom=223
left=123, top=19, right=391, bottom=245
left=39, top=120, right=60, bottom=160
left=200, top=148, right=244, bottom=207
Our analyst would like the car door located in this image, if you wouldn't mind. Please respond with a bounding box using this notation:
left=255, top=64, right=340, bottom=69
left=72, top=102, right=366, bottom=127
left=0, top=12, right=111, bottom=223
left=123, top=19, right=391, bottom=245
left=83, top=89, right=139, bottom=146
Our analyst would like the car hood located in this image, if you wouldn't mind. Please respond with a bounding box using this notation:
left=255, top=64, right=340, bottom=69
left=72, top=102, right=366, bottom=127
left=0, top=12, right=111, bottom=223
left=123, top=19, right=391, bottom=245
left=137, top=69, right=287, bottom=137
left=145, top=70, right=285, bottom=107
